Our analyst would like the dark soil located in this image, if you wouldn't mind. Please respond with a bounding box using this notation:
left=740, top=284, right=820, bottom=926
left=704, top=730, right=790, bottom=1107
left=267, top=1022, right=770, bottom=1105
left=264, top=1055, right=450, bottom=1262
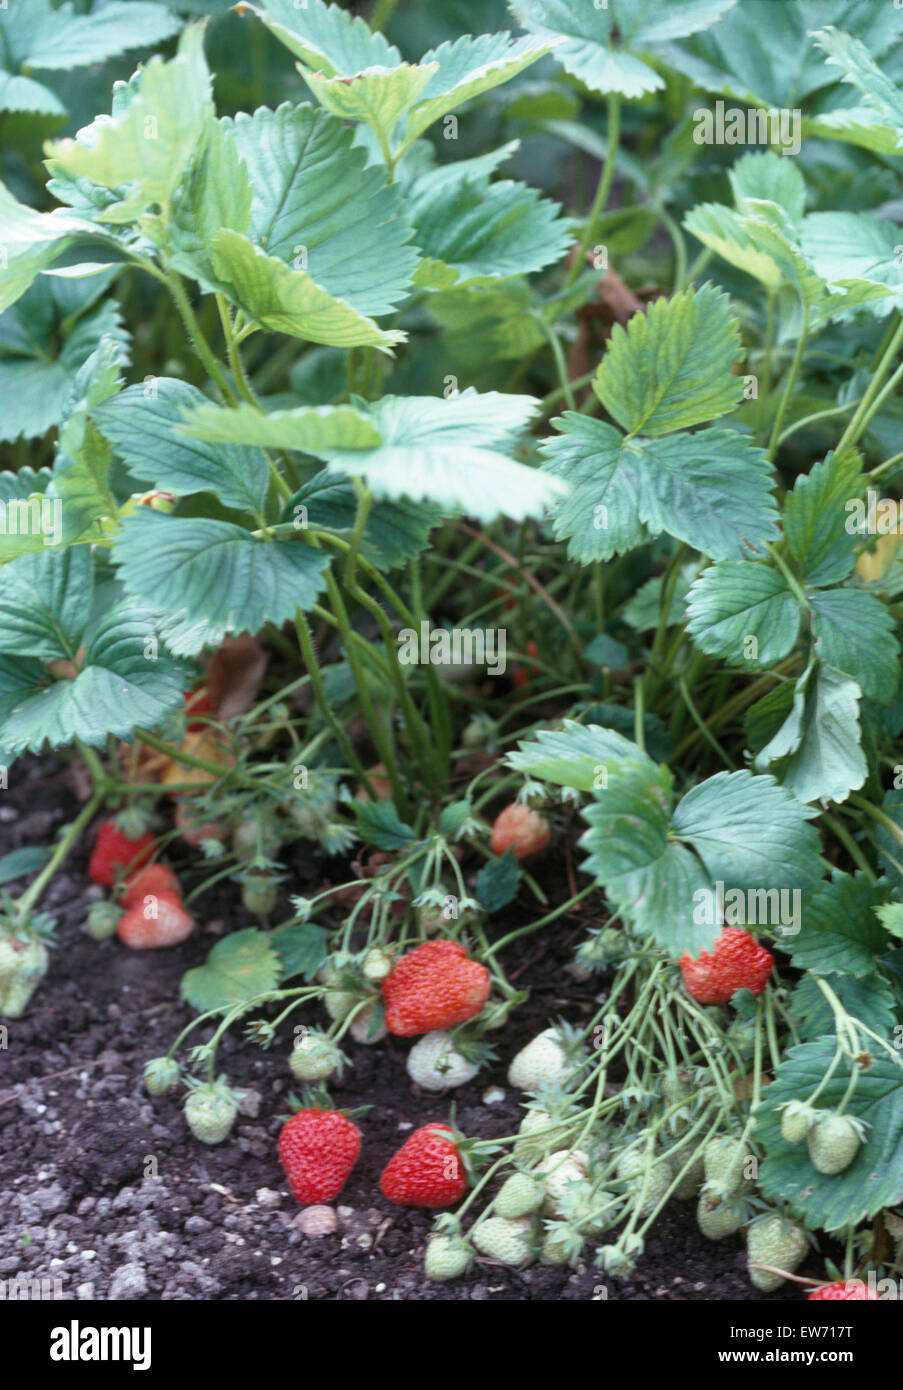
left=0, top=758, right=816, bottom=1301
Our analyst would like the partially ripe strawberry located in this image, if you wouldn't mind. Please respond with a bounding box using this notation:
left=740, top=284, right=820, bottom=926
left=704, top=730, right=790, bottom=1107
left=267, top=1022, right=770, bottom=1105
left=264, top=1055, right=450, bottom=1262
left=808, top=1280, right=879, bottom=1300
left=279, top=1109, right=361, bottom=1205
left=118, top=862, right=181, bottom=908
left=381, top=940, right=490, bottom=1037
left=175, top=801, right=225, bottom=848
left=380, top=1123, right=467, bottom=1208
left=489, top=804, right=550, bottom=860
left=117, top=891, right=194, bottom=949
left=680, top=927, right=774, bottom=1004
left=89, top=819, right=155, bottom=887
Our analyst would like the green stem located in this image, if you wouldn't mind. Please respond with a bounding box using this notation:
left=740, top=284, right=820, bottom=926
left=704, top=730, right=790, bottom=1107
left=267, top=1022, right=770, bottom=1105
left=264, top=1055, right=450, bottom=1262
left=839, top=314, right=903, bottom=450
left=565, top=94, right=621, bottom=288
left=293, top=610, right=374, bottom=796
left=17, top=790, right=105, bottom=920
left=768, top=305, right=810, bottom=460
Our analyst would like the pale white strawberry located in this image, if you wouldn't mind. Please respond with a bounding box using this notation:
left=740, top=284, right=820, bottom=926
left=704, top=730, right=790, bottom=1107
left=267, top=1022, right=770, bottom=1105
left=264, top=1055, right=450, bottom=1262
left=535, top=1149, right=589, bottom=1214
left=507, top=1027, right=578, bottom=1090
left=349, top=1001, right=387, bottom=1044
left=406, top=1030, right=479, bottom=1091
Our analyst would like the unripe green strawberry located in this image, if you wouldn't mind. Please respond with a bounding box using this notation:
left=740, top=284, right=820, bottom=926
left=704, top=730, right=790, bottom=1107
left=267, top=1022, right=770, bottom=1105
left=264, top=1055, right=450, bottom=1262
left=0, top=938, right=48, bottom=1019
left=424, top=1234, right=472, bottom=1282
left=324, top=989, right=357, bottom=1021
left=807, top=1114, right=863, bottom=1175
left=508, top=1027, right=577, bottom=1091
left=472, top=1215, right=534, bottom=1267
left=361, top=946, right=393, bottom=982
left=697, top=1187, right=744, bottom=1240
left=560, top=1179, right=614, bottom=1235
left=780, top=1100, right=817, bottom=1145
left=406, top=1030, right=479, bottom=1091
left=87, top=900, right=122, bottom=941
left=461, top=714, right=497, bottom=749
left=242, top=873, right=277, bottom=917
left=704, top=1136, right=754, bottom=1197
left=616, top=1149, right=673, bottom=1215
left=597, top=1232, right=644, bottom=1276
left=673, top=1151, right=706, bottom=1201
left=290, top=1032, right=343, bottom=1082
left=514, top=1108, right=557, bottom=1159
left=542, top=1225, right=583, bottom=1265
left=495, top=1172, right=545, bottom=1219
left=184, top=1081, right=238, bottom=1145
left=746, top=1214, right=809, bottom=1292
left=536, top=1149, right=589, bottom=1215
left=0, top=934, right=20, bottom=988
left=144, top=1056, right=180, bottom=1096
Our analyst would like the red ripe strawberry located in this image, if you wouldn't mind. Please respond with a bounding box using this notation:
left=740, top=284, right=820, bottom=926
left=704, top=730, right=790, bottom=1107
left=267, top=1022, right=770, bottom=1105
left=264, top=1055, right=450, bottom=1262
left=184, top=687, right=215, bottom=733
left=680, top=927, right=774, bottom=1004
left=278, top=1109, right=361, bottom=1204
left=89, top=819, right=155, bottom=887
left=380, top=1123, right=467, bottom=1208
left=808, top=1281, right=880, bottom=1301
left=117, top=890, right=194, bottom=949
left=118, top=862, right=182, bottom=908
left=512, top=639, right=539, bottom=691
left=489, top=804, right=550, bottom=860
left=381, top=940, right=490, bottom=1036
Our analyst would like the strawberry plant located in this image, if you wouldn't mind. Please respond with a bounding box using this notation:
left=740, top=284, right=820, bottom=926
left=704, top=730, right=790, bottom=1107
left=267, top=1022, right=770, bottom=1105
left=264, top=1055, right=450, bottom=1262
left=2, top=0, right=903, bottom=1303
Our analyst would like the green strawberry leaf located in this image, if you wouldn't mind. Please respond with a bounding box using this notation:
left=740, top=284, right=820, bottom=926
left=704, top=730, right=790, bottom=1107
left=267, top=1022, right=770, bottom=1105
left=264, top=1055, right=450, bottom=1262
left=783, top=447, right=864, bottom=587
left=113, top=511, right=331, bottom=634
left=351, top=801, right=417, bottom=850
left=271, top=921, right=331, bottom=982
left=757, top=1037, right=903, bottom=1231
left=752, top=663, right=868, bottom=806
left=319, top=390, right=566, bottom=523
left=44, top=25, right=214, bottom=225
left=685, top=562, right=799, bottom=669
left=476, top=851, right=521, bottom=914
left=542, top=418, right=779, bottom=563
left=221, top=103, right=418, bottom=316
left=809, top=587, right=899, bottom=705
left=179, top=400, right=381, bottom=454
left=507, top=718, right=656, bottom=790
left=407, top=173, right=572, bottom=285
left=779, top=871, right=890, bottom=978
left=181, top=928, right=281, bottom=1013
left=285, top=473, right=441, bottom=572
left=791, top=972, right=897, bottom=1044
left=594, top=285, right=744, bottom=438
left=93, top=379, right=271, bottom=514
